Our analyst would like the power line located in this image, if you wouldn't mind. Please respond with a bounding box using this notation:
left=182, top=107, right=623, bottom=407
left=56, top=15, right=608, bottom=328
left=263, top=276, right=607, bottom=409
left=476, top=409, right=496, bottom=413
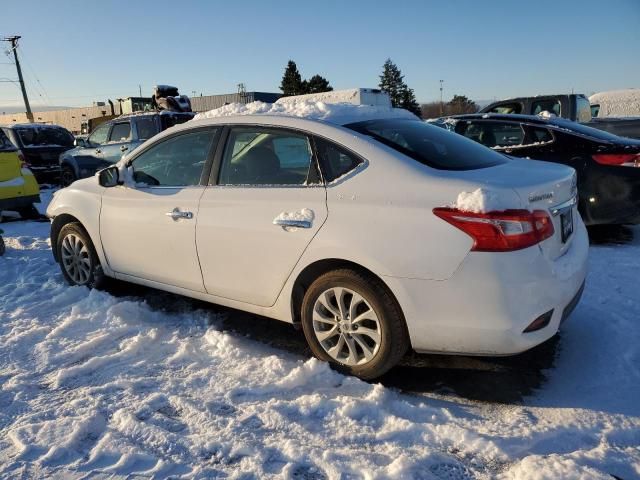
left=17, top=45, right=52, bottom=106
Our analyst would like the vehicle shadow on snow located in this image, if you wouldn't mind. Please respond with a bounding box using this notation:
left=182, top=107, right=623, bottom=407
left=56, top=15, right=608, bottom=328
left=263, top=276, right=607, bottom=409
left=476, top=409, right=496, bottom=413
left=587, top=224, right=635, bottom=245
left=103, top=280, right=560, bottom=405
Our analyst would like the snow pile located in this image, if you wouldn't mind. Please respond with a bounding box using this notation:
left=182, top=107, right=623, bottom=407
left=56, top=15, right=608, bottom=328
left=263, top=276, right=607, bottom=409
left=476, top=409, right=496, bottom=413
left=273, top=208, right=314, bottom=225
left=451, top=188, right=509, bottom=213
left=537, top=111, right=557, bottom=119
left=193, top=100, right=418, bottom=125
left=0, top=176, right=25, bottom=188
left=275, top=88, right=391, bottom=107
left=589, top=89, right=640, bottom=117
left=0, top=194, right=639, bottom=479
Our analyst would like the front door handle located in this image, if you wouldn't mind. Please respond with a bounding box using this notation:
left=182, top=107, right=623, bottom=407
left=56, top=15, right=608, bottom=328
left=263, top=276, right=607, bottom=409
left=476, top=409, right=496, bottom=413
left=120, top=145, right=129, bottom=152
left=165, top=208, right=193, bottom=221
left=273, top=218, right=312, bottom=229
left=95, top=149, right=102, bottom=154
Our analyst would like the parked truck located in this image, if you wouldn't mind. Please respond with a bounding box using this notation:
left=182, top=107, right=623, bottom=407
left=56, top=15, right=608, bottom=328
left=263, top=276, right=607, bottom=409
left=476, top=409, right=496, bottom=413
left=480, top=93, right=640, bottom=139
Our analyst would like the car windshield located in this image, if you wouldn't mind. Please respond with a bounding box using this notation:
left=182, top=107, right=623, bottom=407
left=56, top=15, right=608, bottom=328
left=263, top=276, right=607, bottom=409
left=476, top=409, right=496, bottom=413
left=0, top=129, right=16, bottom=151
left=345, top=118, right=507, bottom=170
left=15, top=126, right=74, bottom=147
left=550, top=118, right=623, bottom=142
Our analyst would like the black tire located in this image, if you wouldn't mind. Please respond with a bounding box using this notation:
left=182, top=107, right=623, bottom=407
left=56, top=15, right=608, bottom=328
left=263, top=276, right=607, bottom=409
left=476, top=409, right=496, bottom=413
left=60, top=165, right=77, bottom=187
left=56, top=222, right=105, bottom=288
left=0, top=235, right=5, bottom=256
left=300, top=269, right=409, bottom=380
left=16, top=204, right=41, bottom=220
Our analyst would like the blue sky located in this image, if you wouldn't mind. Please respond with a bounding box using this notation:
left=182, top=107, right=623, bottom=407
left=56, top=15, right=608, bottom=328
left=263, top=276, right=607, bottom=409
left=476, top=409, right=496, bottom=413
left=1, top=0, right=639, bottom=109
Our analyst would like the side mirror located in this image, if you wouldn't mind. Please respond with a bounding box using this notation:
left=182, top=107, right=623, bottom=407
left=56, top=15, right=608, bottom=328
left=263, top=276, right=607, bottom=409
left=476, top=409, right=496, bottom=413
left=74, top=138, right=87, bottom=148
left=98, top=166, right=120, bottom=187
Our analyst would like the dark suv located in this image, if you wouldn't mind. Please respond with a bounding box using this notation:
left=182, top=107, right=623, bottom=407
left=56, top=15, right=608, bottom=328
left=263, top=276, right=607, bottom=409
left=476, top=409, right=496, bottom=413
left=59, top=111, right=195, bottom=186
left=1, top=123, right=75, bottom=184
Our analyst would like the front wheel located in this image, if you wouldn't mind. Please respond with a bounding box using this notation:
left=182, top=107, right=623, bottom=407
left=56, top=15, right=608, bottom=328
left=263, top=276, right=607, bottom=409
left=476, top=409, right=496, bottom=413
left=56, top=222, right=104, bottom=288
left=60, top=165, right=77, bottom=187
left=16, top=205, right=41, bottom=220
left=301, top=269, right=409, bottom=380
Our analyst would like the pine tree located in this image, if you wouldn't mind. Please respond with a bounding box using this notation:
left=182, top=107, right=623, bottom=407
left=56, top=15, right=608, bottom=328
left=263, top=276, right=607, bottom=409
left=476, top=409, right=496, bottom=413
left=280, top=60, right=306, bottom=97
left=447, top=95, right=478, bottom=114
left=378, top=59, right=405, bottom=108
left=399, top=85, right=422, bottom=117
left=306, top=74, right=333, bottom=94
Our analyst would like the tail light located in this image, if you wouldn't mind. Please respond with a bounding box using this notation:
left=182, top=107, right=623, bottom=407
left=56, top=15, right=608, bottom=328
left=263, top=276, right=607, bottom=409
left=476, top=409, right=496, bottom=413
left=433, top=208, right=555, bottom=252
left=17, top=150, right=30, bottom=168
left=592, top=153, right=639, bottom=166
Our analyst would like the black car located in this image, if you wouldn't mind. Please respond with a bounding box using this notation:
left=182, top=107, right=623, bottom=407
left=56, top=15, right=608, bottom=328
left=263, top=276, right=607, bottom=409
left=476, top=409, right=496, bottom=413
left=431, top=113, right=640, bottom=226
left=60, top=111, right=195, bottom=186
left=1, top=123, right=75, bottom=184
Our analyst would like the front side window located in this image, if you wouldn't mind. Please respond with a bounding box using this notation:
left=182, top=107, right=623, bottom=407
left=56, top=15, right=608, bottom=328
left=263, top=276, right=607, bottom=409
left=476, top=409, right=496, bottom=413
left=315, top=137, right=363, bottom=182
left=531, top=99, right=561, bottom=117
left=131, top=129, right=216, bottom=186
left=576, top=96, right=592, bottom=123
left=88, top=124, right=110, bottom=146
left=346, top=119, right=507, bottom=170
left=591, top=104, right=600, bottom=118
left=219, top=128, right=314, bottom=185
left=109, top=122, right=131, bottom=143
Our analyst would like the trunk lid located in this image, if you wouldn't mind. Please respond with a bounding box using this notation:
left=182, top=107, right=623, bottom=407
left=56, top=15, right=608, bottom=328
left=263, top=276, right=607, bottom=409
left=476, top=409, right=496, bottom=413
left=22, top=146, right=70, bottom=168
left=455, top=157, right=578, bottom=260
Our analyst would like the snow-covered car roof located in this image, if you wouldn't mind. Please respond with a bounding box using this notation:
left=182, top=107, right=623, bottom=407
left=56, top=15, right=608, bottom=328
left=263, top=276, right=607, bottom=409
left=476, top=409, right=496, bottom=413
left=193, top=100, right=418, bottom=126
left=2, top=123, right=70, bottom=130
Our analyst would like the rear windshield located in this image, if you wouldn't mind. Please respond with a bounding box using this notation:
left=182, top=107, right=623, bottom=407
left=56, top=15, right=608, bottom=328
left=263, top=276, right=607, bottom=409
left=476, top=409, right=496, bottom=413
left=551, top=118, right=622, bottom=142
left=160, top=113, right=195, bottom=131
left=15, top=126, right=74, bottom=147
left=0, top=129, right=16, bottom=151
left=345, top=118, right=507, bottom=170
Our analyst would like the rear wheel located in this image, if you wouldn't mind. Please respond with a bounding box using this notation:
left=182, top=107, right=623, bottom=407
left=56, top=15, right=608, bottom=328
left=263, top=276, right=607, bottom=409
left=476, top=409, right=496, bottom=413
left=301, top=269, right=409, bottom=380
left=60, top=165, right=77, bottom=187
left=56, top=222, right=104, bottom=288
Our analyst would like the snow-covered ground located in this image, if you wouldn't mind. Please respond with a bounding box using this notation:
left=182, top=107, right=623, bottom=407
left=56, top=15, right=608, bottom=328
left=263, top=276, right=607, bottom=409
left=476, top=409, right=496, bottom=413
left=0, top=192, right=639, bottom=479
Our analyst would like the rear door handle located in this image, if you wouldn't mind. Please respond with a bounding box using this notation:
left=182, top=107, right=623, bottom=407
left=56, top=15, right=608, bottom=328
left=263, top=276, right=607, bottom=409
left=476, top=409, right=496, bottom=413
left=95, top=149, right=102, bottom=154
left=166, top=208, right=193, bottom=220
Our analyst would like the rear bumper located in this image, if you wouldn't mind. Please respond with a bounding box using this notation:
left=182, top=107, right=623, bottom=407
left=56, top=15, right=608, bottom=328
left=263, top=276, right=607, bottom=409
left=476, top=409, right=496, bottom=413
left=385, top=216, right=589, bottom=356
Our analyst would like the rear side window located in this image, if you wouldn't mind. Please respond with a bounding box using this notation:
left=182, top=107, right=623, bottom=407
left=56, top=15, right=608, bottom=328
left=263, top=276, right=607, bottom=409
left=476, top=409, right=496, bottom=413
left=0, top=129, right=16, bottom=151
left=531, top=99, right=561, bottom=117
left=109, top=123, right=131, bottom=142
left=315, top=137, right=363, bottom=182
left=462, top=121, right=525, bottom=148
left=486, top=102, right=522, bottom=114
left=346, top=119, right=507, bottom=170
left=136, top=117, right=159, bottom=140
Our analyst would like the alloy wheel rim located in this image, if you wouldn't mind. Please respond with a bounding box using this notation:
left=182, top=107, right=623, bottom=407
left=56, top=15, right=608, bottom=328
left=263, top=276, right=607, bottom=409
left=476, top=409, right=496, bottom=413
left=61, top=233, right=92, bottom=285
left=312, top=287, right=381, bottom=366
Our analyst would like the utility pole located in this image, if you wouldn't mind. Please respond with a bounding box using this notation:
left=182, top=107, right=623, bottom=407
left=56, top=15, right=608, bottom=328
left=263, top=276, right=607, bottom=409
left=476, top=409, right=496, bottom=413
left=2, top=36, right=33, bottom=123
left=439, top=79, right=444, bottom=116
left=139, top=84, right=142, bottom=96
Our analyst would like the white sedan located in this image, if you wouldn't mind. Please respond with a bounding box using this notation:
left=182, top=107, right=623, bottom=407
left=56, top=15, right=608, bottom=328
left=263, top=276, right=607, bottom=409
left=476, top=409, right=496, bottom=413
left=47, top=104, right=588, bottom=379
